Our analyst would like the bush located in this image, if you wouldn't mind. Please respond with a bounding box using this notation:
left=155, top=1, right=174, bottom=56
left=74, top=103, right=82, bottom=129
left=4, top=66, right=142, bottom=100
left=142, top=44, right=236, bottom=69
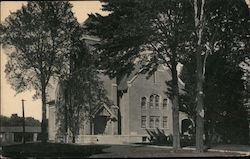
left=146, top=128, right=172, bottom=145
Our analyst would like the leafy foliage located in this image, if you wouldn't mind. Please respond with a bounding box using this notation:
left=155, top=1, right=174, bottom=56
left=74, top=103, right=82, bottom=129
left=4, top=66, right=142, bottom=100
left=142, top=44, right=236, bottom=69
left=181, top=53, right=249, bottom=145
left=0, top=1, right=79, bottom=142
left=55, top=30, right=113, bottom=143
left=0, top=1, right=78, bottom=96
left=180, top=0, right=249, bottom=145
left=0, top=114, right=40, bottom=127
left=146, top=128, right=172, bottom=145
left=86, top=0, right=193, bottom=80
left=86, top=0, right=195, bottom=149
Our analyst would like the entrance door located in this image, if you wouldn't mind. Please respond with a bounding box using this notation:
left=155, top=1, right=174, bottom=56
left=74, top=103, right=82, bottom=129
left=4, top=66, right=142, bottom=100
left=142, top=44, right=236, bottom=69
left=94, top=116, right=108, bottom=135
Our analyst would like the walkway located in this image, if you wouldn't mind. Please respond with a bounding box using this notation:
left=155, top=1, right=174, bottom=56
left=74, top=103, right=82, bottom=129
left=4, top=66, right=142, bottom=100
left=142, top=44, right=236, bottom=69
left=89, top=144, right=247, bottom=158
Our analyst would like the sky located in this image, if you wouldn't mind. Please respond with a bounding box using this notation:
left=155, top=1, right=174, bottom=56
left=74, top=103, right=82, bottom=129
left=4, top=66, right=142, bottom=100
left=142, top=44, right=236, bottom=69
left=0, top=1, right=107, bottom=121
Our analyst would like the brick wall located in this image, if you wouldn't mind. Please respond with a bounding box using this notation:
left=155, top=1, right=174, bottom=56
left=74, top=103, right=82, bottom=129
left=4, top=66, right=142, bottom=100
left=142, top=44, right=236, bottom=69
left=120, top=69, right=188, bottom=137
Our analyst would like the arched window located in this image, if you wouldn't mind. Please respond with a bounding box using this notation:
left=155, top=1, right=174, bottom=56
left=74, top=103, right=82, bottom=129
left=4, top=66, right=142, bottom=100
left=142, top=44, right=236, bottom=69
left=141, top=97, right=147, bottom=109
left=163, top=99, right=168, bottom=108
left=149, top=95, right=154, bottom=108
left=155, top=95, right=160, bottom=109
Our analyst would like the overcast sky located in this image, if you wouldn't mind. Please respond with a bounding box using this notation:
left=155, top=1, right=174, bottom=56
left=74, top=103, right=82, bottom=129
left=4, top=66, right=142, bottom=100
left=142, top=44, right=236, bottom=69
left=0, top=1, right=107, bottom=121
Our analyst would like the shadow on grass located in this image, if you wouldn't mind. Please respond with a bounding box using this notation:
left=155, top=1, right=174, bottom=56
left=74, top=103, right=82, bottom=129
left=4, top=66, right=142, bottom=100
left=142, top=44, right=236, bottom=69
left=2, top=143, right=110, bottom=159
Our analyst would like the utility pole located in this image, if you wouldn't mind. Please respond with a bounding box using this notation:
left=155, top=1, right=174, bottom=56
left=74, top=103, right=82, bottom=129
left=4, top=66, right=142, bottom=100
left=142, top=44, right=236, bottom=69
left=22, top=99, right=26, bottom=144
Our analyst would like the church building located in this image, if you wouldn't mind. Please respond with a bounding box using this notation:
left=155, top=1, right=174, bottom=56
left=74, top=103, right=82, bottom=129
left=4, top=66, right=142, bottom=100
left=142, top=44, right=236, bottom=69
left=47, top=35, right=191, bottom=144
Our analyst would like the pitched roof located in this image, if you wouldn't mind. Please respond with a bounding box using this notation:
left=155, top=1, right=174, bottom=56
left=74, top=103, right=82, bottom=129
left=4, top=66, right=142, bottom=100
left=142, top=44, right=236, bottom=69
left=91, top=103, right=118, bottom=120
left=117, top=64, right=185, bottom=92
left=118, top=69, right=139, bottom=91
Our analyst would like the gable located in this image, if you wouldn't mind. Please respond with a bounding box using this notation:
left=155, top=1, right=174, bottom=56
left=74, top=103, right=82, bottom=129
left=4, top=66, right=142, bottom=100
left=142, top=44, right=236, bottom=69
left=91, top=103, right=118, bottom=120
left=118, top=64, right=185, bottom=94
left=96, top=107, right=111, bottom=116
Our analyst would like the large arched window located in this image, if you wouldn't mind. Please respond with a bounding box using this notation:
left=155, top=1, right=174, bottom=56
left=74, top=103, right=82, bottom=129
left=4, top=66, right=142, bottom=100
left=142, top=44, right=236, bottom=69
left=141, top=97, right=147, bottom=109
left=149, top=95, right=154, bottom=109
left=155, top=95, right=160, bottom=109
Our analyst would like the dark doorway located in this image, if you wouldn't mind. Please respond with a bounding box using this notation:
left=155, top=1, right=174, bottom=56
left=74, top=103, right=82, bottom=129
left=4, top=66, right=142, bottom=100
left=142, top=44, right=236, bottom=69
left=94, top=116, right=108, bottom=135
left=181, top=119, right=193, bottom=135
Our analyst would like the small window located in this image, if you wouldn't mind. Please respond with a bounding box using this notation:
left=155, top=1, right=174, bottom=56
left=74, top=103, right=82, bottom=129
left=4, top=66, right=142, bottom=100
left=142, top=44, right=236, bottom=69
left=149, top=116, right=154, bottom=128
left=142, top=136, right=147, bottom=142
left=155, top=116, right=160, bottom=128
left=141, top=116, right=146, bottom=128
left=155, top=95, right=160, bottom=109
left=149, top=95, right=154, bottom=108
left=141, top=97, right=147, bottom=109
left=163, top=116, right=168, bottom=128
left=163, top=99, right=168, bottom=108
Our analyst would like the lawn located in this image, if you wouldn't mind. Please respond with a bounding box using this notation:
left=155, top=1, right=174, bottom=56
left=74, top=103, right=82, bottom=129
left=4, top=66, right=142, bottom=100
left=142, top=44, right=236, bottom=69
left=2, top=143, right=110, bottom=158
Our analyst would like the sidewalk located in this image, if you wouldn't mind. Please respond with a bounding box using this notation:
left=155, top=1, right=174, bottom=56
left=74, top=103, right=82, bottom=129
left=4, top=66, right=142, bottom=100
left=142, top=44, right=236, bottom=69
left=145, top=144, right=250, bottom=156
left=89, top=144, right=246, bottom=158
left=207, top=144, right=250, bottom=156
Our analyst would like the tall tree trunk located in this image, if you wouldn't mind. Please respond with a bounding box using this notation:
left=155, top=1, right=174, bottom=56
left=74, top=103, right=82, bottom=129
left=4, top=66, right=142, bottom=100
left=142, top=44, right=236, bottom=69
left=193, top=0, right=206, bottom=152
left=172, top=93, right=180, bottom=150
left=64, top=82, right=69, bottom=143
left=41, top=84, right=47, bottom=143
left=171, top=52, right=180, bottom=150
left=195, top=46, right=205, bottom=152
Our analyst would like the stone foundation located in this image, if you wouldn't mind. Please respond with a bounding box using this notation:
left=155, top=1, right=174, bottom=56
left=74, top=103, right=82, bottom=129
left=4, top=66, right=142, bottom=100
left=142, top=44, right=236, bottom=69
left=55, top=135, right=150, bottom=144
left=77, top=135, right=150, bottom=144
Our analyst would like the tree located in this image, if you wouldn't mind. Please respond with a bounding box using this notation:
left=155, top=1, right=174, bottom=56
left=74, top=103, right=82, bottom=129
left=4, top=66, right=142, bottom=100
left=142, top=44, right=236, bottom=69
left=180, top=52, right=249, bottom=145
left=191, top=0, right=206, bottom=152
left=0, top=1, right=79, bottom=143
left=182, top=0, right=249, bottom=151
left=86, top=0, right=193, bottom=150
left=205, top=55, right=249, bottom=145
left=55, top=27, right=113, bottom=143
left=0, top=114, right=40, bottom=127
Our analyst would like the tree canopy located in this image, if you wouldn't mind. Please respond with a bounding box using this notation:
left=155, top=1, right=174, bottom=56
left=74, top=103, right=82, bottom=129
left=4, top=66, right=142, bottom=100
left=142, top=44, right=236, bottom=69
left=86, top=0, right=196, bottom=149
left=0, top=1, right=79, bottom=143
left=180, top=0, right=250, bottom=145
left=55, top=26, right=113, bottom=143
left=0, top=114, right=40, bottom=127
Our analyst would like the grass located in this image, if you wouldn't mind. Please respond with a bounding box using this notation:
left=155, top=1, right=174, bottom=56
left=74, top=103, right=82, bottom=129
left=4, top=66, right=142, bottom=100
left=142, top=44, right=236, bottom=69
left=2, top=142, right=110, bottom=158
